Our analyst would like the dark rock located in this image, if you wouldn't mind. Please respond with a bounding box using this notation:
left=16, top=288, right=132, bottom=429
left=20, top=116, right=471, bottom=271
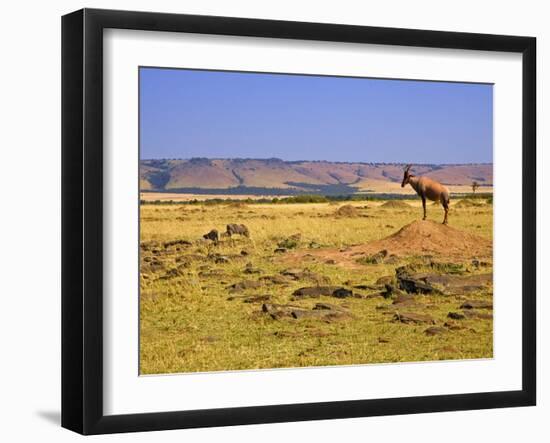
left=353, top=284, right=380, bottom=290
left=332, top=288, right=353, bottom=298
left=163, top=239, right=193, bottom=248
left=242, top=294, right=271, bottom=303
left=160, top=267, right=185, bottom=279
left=398, top=274, right=440, bottom=294
left=244, top=263, right=262, bottom=274
left=383, top=284, right=406, bottom=298
left=240, top=250, right=249, bottom=256
left=274, top=247, right=287, bottom=253
left=215, top=256, right=230, bottom=264
left=313, top=303, right=347, bottom=311
left=460, top=300, right=493, bottom=310
left=198, top=269, right=226, bottom=278
left=227, top=280, right=262, bottom=292
left=443, top=321, right=466, bottom=331
left=447, top=312, right=466, bottom=320
left=261, top=303, right=300, bottom=320
left=203, top=229, right=219, bottom=242
left=393, top=312, right=435, bottom=324
left=370, top=249, right=388, bottom=263
left=292, top=286, right=340, bottom=298
left=281, top=269, right=331, bottom=285
left=176, top=254, right=204, bottom=264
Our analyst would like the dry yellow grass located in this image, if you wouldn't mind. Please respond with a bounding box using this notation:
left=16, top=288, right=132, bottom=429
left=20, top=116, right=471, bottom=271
left=140, top=199, right=493, bottom=375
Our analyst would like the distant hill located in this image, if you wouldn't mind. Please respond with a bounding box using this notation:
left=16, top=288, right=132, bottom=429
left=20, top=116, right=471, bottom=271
left=140, top=158, right=493, bottom=195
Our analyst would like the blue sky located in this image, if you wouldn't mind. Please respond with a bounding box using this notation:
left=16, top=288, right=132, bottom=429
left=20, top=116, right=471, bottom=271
left=139, top=67, right=493, bottom=164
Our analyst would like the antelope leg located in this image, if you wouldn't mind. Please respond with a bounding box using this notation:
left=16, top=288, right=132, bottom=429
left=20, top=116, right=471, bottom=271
left=422, top=197, right=427, bottom=220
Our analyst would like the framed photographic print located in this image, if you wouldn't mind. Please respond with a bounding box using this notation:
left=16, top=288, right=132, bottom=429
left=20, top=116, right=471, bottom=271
left=61, top=8, right=536, bottom=435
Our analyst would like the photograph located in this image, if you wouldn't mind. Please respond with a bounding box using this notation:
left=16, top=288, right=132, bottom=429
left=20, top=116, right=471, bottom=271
left=138, top=67, right=494, bottom=375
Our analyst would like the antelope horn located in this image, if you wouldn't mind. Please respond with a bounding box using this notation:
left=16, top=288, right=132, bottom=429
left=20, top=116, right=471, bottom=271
left=404, top=164, right=412, bottom=172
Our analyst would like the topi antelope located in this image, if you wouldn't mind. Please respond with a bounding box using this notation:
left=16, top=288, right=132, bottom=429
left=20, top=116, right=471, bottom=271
left=401, top=164, right=450, bottom=224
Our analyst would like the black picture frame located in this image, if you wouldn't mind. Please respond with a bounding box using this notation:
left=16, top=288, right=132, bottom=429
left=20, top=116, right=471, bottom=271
left=62, top=8, right=536, bottom=435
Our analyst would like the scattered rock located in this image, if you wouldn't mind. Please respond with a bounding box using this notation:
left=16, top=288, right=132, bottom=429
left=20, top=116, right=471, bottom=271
left=160, top=267, right=185, bottom=279
left=447, top=312, right=466, bottom=320
left=215, top=256, right=230, bottom=264
left=292, top=286, right=341, bottom=298
left=424, top=326, right=447, bottom=336
left=260, top=275, right=290, bottom=285
left=163, top=239, right=192, bottom=249
left=332, top=288, right=353, bottom=298
left=393, top=312, right=435, bottom=325
left=176, top=254, right=204, bottom=264
left=274, top=247, right=287, bottom=253
left=227, top=280, right=262, bottom=292
left=396, top=267, right=441, bottom=294
left=244, top=263, right=262, bottom=274
left=242, top=294, right=271, bottom=303
left=313, top=303, right=348, bottom=311
left=281, top=269, right=331, bottom=285
left=261, top=303, right=352, bottom=322
left=202, top=229, right=219, bottom=242
left=471, top=259, right=491, bottom=268
left=460, top=300, right=493, bottom=309
left=384, top=284, right=406, bottom=298
left=353, top=284, right=380, bottom=290
left=444, top=321, right=466, bottom=331
left=378, top=337, right=390, bottom=343
left=262, top=303, right=300, bottom=320
left=198, top=269, right=226, bottom=278
left=325, top=259, right=337, bottom=265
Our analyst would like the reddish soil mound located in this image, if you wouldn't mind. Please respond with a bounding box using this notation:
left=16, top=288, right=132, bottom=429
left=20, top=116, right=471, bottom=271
left=285, top=220, right=492, bottom=268
left=364, top=220, right=491, bottom=257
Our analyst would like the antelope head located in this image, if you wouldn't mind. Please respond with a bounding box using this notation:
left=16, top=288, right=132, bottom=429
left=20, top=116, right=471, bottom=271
left=401, top=164, right=413, bottom=188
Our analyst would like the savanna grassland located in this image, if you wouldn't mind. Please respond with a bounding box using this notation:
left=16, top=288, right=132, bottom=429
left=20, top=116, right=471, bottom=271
left=139, top=198, right=493, bottom=375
